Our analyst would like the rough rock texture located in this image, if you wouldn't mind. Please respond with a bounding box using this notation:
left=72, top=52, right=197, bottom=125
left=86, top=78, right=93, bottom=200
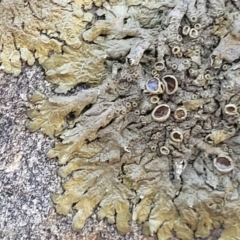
left=2, top=0, right=240, bottom=240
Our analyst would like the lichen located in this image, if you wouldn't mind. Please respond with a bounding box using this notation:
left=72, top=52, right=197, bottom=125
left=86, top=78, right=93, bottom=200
left=42, top=44, right=107, bottom=93
left=18, top=0, right=240, bottom=239
left=0, top=0, right=100, bottom=81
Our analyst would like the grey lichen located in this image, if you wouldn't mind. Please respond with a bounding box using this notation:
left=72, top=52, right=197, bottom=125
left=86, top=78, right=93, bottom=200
left=11, top=0, right=240, bottom=239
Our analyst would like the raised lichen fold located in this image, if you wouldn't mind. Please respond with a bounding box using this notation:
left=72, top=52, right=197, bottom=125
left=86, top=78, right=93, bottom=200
left=27, top=89, right=99, bottom=137
left=42, top=44, right=107, bottom=93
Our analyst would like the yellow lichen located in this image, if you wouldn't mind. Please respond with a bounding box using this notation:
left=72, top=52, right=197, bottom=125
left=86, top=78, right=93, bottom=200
left=27, top=89, right=99, bottom=137
left=53, top=161, right=134, bottom=234
left=0, top=0, right=101, bottom=78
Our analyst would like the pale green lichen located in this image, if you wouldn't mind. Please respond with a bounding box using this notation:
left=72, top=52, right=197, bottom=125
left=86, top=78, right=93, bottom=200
left=15, top=0, right=240, bottom=239
left=27, top=89, right=99, bottom=137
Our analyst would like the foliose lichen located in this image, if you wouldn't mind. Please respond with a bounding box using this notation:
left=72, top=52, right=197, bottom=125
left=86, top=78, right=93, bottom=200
left=5, top=0, right=240, bottom=239
left=0, top=0, right=106, bottom=88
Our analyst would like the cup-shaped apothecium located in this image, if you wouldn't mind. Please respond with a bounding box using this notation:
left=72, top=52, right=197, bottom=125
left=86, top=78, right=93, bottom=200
left=170, top=130, right=183, bottom=142
left=172, top=46, right=181, bottom=55
left=182, top=25, right=190, bottom=35
left=154, top=61, right=165, bottom=71
left=162, top=75, right=178, bottom=95
left=189, top=28, right=199, bottom=38
left=150, top=95, right=159, bottom=104
left=152, top=104, right=170, bottom=122
left=224, top=104, right=238, bottom=116
left=205, top=134, right=213, bottom=144
left=160, top=146, right=170, bottom=155
left=146, top=78, right=165, bottom=94
left=214, top=156, right=233, bottom=173
left=174, top=107, right=187, bottom=121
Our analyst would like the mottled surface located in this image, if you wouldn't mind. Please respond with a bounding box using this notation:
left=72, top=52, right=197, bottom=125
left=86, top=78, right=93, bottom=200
left=2, top=0, right=240, bottom=240
left=0, top=65, right=225, bottom=240
left=29, top=0, right=240, bottom=238
left=0, top=65, right=144, bottom=240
